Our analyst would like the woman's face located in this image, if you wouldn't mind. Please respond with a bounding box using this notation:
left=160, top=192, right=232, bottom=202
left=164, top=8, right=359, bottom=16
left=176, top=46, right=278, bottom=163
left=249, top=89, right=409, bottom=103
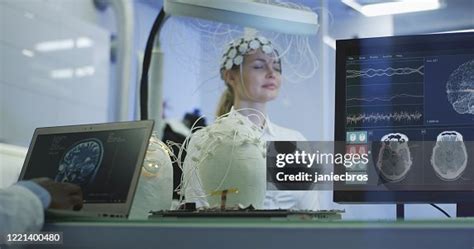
left=227, top=49, right=282, bottom=103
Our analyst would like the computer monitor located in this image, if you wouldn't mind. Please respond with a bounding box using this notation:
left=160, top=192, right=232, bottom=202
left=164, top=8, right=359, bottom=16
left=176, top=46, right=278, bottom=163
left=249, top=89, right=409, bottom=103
left=333, top=32, right=474, bottom=205
left=19, top=120, right=154, bottom=216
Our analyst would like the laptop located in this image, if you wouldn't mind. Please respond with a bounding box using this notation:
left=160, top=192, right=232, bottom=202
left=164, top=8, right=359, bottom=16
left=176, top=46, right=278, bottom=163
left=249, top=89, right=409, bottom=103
left=18, top=120, right=154, bottom=219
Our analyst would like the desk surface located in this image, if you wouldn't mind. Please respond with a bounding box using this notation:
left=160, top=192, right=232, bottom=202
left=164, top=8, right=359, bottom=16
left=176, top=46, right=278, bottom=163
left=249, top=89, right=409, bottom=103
left=9, top=218, right=465, bottom=249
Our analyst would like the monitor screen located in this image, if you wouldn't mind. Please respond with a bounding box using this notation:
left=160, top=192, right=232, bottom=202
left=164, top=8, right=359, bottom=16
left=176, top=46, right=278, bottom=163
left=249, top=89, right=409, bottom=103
left=334, top=32, right=474, bottom=203
left=22, top=128, right=149, bottom=204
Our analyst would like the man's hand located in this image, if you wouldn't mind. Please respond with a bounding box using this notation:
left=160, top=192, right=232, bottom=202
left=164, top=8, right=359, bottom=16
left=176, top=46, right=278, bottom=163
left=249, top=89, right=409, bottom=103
left=32, top=178, right=83, bottom=211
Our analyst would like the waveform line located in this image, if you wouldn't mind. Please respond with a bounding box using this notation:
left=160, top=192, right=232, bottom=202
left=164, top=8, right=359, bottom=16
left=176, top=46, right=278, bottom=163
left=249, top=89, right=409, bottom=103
left=346, top=111, right=423, bottom=125
left=347, top=94, right=424, bottom=103
left=347, top=65, right=424, bottom=79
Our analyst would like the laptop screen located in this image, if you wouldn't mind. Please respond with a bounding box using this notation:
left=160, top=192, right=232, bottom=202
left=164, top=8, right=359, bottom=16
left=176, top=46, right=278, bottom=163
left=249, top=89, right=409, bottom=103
left=21, top=126, right=150, bottom=204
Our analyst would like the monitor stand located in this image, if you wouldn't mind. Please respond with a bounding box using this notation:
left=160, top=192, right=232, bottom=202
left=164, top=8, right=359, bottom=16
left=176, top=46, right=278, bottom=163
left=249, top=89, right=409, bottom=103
left=396, top=204, right=404, bottom=220
left=397, top=204, right=474, bottom=219
left=457, top=204, right=474, bottom=217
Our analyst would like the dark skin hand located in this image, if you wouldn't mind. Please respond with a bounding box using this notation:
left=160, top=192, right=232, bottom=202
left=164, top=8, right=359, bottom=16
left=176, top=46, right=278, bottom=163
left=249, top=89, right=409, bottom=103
left=32, top=178, right=83, bottom=211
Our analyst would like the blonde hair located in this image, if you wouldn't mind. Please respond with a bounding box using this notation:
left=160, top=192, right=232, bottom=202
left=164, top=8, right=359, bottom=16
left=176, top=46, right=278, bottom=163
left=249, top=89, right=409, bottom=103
left=215, top=85, right=234, bottom=117
left=216, top=64, right=240, bottom=117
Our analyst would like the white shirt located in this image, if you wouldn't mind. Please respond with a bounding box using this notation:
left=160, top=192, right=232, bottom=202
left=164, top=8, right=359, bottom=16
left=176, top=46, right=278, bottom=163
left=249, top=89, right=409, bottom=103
left=184, top=109, right=320, bottom=210
left=261, top=119, right=320, bottom=210
left=0, top=182, right=48, bottom=234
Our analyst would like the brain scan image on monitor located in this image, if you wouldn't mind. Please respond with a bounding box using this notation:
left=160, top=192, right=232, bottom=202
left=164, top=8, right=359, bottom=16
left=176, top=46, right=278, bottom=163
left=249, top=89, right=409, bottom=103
left=376, top=133, right=412, bottom=182
left=349, top=133, right=357, bottom=142
left=359, top=133, right=366, bottom=143
left=446, top=59, right=474, bottom=115
left=431, top=131, right=468, bottom=181
left=55, top=138, right=104, bottom=187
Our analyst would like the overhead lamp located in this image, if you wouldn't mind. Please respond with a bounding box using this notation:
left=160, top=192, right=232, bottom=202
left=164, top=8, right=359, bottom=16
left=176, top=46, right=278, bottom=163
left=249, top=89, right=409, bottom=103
left=164, top=0, right=319, bottom=35
left=140, top=0, right=319, bottom=123
left=35, top=39, right=74, bottom=52
left=50, top=68, right=74, bottom=79
left=342, top=0, right=442, bottom=17
left=76, top=37, right=94, bottom=48
left=433, top=29, right=474, bottom=34
left=35, top=37, right=94, bottom=52
left=22, top=49, right=34, bottom=57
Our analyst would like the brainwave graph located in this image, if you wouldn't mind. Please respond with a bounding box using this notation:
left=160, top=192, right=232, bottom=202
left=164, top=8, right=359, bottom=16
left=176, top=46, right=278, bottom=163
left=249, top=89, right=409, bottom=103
left=347, top=65, right=424, bottom=79
left=347, top=111, right=422, bottom=125
left=346, top=104, right=424, bottom=127
left=347, top=94, right=423, bottom=106
left=346, top=59, right=425, bottom=86
left=346, top=82, right=424, bottom=107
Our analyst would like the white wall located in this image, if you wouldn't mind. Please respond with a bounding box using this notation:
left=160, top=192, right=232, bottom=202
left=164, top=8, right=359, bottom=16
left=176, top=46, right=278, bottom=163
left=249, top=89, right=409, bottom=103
left=160, top=17, right=202, bottom=120
left=0, top=143, right=27, bottom=188
left=0, top=0, right=111, bottom=147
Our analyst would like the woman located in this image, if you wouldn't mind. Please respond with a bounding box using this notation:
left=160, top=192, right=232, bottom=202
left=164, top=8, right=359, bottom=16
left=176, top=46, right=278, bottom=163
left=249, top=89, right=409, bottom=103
left=185, top=35, right=319, bottom=210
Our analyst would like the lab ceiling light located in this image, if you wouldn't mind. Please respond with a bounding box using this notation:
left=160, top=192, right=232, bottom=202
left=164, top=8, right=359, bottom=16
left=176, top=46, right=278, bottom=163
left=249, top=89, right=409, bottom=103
left=164, top=0, right=319, bottom=35
left=342, top=0, right=442, bottom=17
